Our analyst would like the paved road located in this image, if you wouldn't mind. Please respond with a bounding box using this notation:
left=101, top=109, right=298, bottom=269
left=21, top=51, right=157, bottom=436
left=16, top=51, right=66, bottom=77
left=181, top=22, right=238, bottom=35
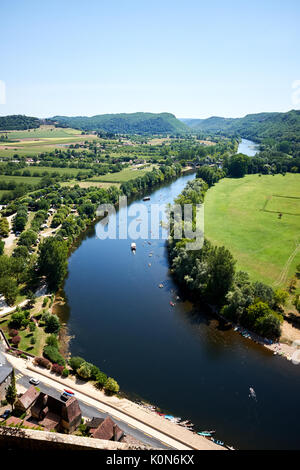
left=2, top=350, right=169, bottom=449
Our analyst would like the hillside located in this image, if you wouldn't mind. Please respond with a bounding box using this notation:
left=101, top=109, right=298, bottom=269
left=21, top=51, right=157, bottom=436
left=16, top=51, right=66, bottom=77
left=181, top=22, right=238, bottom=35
left=49, top=112, right=189, bottom=134
left=0, top=114, right=41, bottom=130
left=182, top=110, right=300, bottom=144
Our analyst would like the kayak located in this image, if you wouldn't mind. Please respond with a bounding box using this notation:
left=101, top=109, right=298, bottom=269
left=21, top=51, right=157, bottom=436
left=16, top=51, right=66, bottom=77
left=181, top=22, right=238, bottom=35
left=64, top=389, right=74, bottom=395
left=197, top=432, right=213, bottom=437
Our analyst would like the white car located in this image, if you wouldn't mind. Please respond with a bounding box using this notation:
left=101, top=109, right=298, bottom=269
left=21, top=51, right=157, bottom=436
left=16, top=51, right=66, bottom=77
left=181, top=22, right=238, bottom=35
left=29, top=377, right=40, bottom=385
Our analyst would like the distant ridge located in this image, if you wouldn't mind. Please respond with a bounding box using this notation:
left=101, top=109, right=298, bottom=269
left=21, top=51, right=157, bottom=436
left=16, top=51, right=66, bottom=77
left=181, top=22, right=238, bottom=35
left=0, top=114, right=41, bottom=130
left=181, top=110, right=300, bottom=142
left=49, top=112, right=189, bottom=134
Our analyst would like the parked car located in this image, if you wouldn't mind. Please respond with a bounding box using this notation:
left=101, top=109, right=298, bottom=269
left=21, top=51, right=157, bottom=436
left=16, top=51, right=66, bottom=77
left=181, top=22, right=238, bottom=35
left=29, top=377, right=40, bottom=385
left=0, top=410, right=10, bottom=419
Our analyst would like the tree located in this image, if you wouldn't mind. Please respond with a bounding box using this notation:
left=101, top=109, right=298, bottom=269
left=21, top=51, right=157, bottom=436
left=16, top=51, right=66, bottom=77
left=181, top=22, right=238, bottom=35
left=77, top=362, right=92, bottom=380
left=0, top=277, right=19, bottom=306
left=18, top=230, right=37, bottom=248
left=96, top=371, right=108, bottom=388
left=44, top=314, right=61, bottom=334
left=0, top=217, right=9, bottom=238
left=255, top=313, right=281, bottom=339
left=6, top=369, right=17, bottom=410
left=273, top=289, right=288, bottom=308
left=45, top=334, right=59, bottom=348
left=104, top=377, right=120, bottom=394
left=37, top=238, right=68, bottom=291
left=69, top=356, right=85, bottom=372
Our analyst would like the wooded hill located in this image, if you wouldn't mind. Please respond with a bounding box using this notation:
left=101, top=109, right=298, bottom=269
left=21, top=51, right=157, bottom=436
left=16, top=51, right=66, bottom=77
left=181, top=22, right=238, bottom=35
left=49, top=112, right=189, bottom=134
left=182, top=110, right=300, bottom=144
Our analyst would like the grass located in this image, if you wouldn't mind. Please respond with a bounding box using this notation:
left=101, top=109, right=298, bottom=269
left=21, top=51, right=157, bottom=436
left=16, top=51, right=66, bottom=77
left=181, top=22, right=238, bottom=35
left=0, top=125, right=87, bottom=139
left=90, top=165, right=156, bottom=183
left=7, top=166, right=90, bottom=176
left=60, top=180, right=120, bottom=189
left=204, top=173, right=300, bottom=288
left=0, top=175, right=42, bottom=186
left=0, top=315, right=45, bottom=356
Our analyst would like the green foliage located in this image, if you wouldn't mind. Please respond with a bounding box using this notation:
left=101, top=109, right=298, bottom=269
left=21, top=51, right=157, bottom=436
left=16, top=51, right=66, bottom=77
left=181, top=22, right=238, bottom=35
left=50, top=113, right=189, bottom=135
left=0, top=217, right=9, bottom=237
left=37, top=237, right=68, bottom=291
left=77, top=361, right=92, bottom=380
left=43, top=345, right=65, bottom=366
left=0, top=115, right=40, bottom=131
left=69, top=356, right=85, bottom=372
left=18, top=230, right=37, bottom=248
left=43, top=314, right=61, bottom=334
left=5, top=369, right=17, bottom=409
left=96, top=371, right=108, bottom=388
left=104, top=377, right=120, bottom=394
left=62, top=368, right=69, bottom=377
left=45, top=333, right=59, bottom=348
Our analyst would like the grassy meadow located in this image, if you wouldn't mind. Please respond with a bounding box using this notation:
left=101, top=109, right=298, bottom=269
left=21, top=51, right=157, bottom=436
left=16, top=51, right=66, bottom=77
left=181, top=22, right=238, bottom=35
left=204, top=173, right=300, bottom=288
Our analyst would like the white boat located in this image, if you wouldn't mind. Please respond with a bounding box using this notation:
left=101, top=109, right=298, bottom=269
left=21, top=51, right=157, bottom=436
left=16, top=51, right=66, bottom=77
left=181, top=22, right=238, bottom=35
left=131, top=242, right=136, bottom=251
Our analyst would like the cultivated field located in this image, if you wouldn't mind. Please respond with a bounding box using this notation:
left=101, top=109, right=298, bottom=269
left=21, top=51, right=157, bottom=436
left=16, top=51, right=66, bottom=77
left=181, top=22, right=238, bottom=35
left=204, top=174, right=300, bottom=288
left=0, top=125, right=98, bottom=157
left=89, top=165, right=156, bottom=183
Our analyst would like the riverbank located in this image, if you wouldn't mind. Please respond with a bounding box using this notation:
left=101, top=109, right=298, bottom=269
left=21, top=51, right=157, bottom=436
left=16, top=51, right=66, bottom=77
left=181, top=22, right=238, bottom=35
left=4, top=351, right=222, bottom=450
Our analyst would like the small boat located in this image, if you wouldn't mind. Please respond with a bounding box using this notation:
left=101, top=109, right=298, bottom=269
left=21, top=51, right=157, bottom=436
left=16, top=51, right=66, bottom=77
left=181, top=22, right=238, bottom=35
left=170, top=301, right=175, bottom=307
left=143, top=196, right=150, bottom=201
left=211, top=438, right=224, bottom=446
left=158, top=284, right=164, bottom=288
left=131, top=242, right=136, bottom=251
left=197, top=431, right=213, bottom=437
left=249, top=387, right=256, bottom=399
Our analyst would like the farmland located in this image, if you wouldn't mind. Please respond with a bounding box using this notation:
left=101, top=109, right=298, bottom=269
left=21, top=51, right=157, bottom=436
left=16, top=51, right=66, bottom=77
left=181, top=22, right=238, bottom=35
left=89, top=165, right=157, bottom=183
left=204, top=173, right=300, bottom=288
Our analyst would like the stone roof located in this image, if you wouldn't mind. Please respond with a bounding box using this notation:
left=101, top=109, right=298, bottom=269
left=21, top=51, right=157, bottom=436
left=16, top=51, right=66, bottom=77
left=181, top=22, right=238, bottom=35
left=39, top=411, right=61, bottom=431
left=86, top=417, right=104, bottom=430
left=5, top=416, right=44, bottom=430
left=92, top=416, right=124, bottom=441
left=15, top=386, right=39, bottom=410
left=61, top=396, right=81, bottom=425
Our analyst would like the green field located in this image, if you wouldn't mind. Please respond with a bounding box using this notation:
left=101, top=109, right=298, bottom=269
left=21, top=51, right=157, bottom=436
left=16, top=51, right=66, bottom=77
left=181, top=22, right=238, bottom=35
left=0, top=125, right=84, bottom=139
left=90, top=165, right=156, bottom=183
left=0, top=175, right=42, bottom=186
left=204, top=174, right=300, bottom=288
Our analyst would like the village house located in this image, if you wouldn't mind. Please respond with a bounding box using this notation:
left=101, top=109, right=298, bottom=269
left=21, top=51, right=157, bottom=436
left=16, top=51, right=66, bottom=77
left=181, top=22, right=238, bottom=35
left=85, top=416, right=124, bottom=441
left=15, top=385, right=39, bottom=413
left=31, top=392, right=82, bottom=433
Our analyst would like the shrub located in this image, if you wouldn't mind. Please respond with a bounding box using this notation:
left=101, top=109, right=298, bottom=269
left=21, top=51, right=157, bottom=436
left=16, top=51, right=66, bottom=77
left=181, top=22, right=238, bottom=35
left=30, top=337, right=35, bottom=345
left=29, top=322, right=36, bottom=332
left=42, top=297, right=49, bottom=307
left=34, top=356, right=51, bottom=369
left=43, top=345, right=65, bottom=366
left=44, top=314, right=61, bottom=334
left=96, top=371, right=107, bottom=388
left=51, top=363, right=64, bottom=375
left=9, top=312, right=25, bottom=329
left=9, top=329, right=19, bottom=337
left=11, top=335, right=21, bottom=346
left=69, top=356, right=85, bottom=372
left=104, top=377, right=120, bottom=394
left=20, top=353, right=27, bottom=359
left=62, top=368, right=69, bottom=377
left=90, top=364, right=101, bottom=380
left=77, top=362, right=92, bottom=380
left=45, top=334, right=59, bottom=349
left=1, top=399, right=8, bottom=406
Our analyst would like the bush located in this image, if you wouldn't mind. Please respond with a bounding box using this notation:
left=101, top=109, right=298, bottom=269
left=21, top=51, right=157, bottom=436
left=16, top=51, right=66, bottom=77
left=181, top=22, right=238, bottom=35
left=1, top=399, right=8, bottom=406
left=44, top=314, right=61, bottom=334
left=51, top=363, right=64, bottom=375
left=34, top=357, right=51, bottom=369
left=42, top=297, right=49, bottom=307
left=104, top=377, right=120, bottom=394
left=69, top=356, right=85, bottom=372
left=9, top=312, right=25, bottom=329
left=62, top=368, right=69, bottom=377
left=45, top=334, right=59, bottom=349
left=20, top=353, right=27, bottom=359
left=96, top=371, right=107, bottom=388
left=43, top=345, right=65, bottom=366
left=29, top=322, right=36, bottom=332
left=77, top=362, right=92, bottom=380
left=9, top=329, right=19, bottom=337
left=11, top=335, right=21, bottom=346
left=30, top=337, right=35, bottom=345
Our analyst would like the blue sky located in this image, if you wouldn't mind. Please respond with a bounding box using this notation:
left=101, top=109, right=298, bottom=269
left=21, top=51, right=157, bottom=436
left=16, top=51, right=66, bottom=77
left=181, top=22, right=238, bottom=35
left=1, top=0, right=299, bottom=118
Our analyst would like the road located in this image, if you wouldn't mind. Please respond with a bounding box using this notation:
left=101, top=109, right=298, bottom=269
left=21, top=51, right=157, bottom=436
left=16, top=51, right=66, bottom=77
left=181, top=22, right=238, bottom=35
left=0, top=346, right=169, bottom=449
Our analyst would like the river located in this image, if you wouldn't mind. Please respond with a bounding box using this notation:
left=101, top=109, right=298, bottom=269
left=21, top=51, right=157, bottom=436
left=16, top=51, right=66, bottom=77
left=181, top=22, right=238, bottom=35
left=60, top=171, right=300, bottom=450
left=238, top=138, right=259, bottom=156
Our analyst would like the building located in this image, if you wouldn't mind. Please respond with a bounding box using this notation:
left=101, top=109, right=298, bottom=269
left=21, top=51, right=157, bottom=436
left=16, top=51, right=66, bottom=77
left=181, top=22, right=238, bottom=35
left=31, top=392, right=82, bottom=433
left=15, top=385, right=40, bottom=413
left=0, top=365, right=12, bottom=401
left=86, top=416, right=124, bottom=441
